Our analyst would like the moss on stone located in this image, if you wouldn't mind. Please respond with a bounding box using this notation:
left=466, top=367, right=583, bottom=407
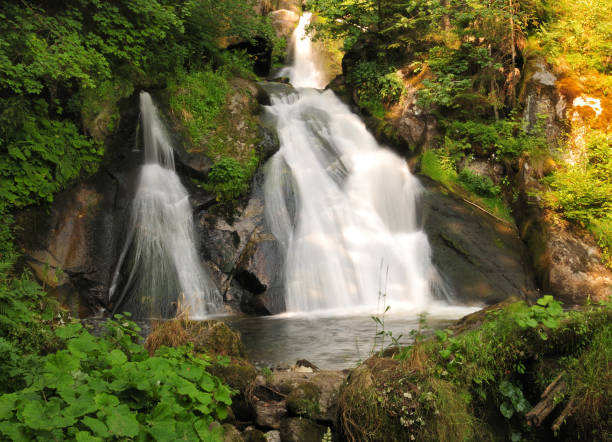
left=286, top=382, right=321, bottom=418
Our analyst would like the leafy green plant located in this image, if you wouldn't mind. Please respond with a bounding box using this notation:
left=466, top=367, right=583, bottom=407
left=168, top=69, right=229, bottom=145
left=0, top=314, right=232, bottom=441
left=543, top=131, right=612, bottom=266
left=458, top=169, right=500, bottom=198
left=498, top=380, right=531, bottom=419
left=205, top=157, right=250, bottom=204
left=514, top=295, right=566, bottom=339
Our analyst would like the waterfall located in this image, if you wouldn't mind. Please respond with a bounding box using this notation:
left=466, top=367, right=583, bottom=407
left=109, top=92, right=221, bottom=319
left=264, top=13, right=452, bottom=313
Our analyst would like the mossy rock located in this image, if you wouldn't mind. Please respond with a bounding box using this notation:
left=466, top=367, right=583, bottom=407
left=279, top=418, right=326, bottom=442
left=338, top=357, right=480, bottom=442
left=144, top=319, right=245, bottom=358
left=243, top=429, right=267, bottom=442
left=222, top=424, right=244, bottom=442
left=286, top=382, right=321, bottom=418
left=211, top=357, right=258, bottom=421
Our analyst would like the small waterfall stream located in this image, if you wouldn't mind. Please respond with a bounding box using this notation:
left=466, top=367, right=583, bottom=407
left=109, top=92, right=221, bottom=319
left=264, top=13, right=452, bottom=314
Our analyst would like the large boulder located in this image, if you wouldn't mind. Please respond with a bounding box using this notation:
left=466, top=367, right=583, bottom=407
left=420, top=176, right=537, bottom=305
left=394, top=82, right=438, bottom=150
left=519, top=57, right=567, bottom=143
left=279, top=418, right=326, bottom=442
left=252, top=368, right=346, bottom=426
left=514, top=161, right=612, bottom=305
left=197, top=170, right=285, bottom=315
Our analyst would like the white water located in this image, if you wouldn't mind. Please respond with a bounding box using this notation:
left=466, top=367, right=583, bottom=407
left=109, top=92, right=221, bottom=319
left=264, top=14, right=462, bottom=315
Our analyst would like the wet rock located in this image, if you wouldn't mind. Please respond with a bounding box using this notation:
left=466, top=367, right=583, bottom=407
left=286, top=382, right=321, bottom=418
left=420, top=176, right=537, bottom=305
left=269, top=9, right=300, bottom=39
left=255, top=400, right=287, bottom=429
left=264, top=430, right=280, bottom=442
left=198, top=171, right=286, bottom=315
left=223, top=424, right=244, bottom=442
left=256, top=369, right=346, bottom=424
left=279, top=417, right=326, bottom=442
left=243, top=428, right=268, bottom=442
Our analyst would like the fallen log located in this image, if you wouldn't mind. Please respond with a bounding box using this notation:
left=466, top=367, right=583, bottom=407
left=551, top=399, right=576, bottom=432
left=526, top=372, right=567, bottom=427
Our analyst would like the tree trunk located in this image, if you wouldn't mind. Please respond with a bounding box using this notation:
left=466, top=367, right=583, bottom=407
left=441, top=0, right=451, bottom=31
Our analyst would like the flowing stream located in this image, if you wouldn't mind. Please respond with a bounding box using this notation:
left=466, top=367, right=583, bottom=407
left=109, top=92, right=221, bottom=319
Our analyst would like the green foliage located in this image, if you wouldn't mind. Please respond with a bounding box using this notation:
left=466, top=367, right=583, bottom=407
left=205, top=158, right=250, bottom=203
left=420, top=149, right=513, bottom=222
left=168, top=69, right=229, bottom=145
left=565, top=320, right=612, bottom=439
left=543, top=131, right=612, bottom=265
left=347, top=61, right=404, bottom=117
left=420, top=150, right=457, bottom=185
left=458, top=169, right=499, bottom=198
left=0, top=0, right=273, bottom=220
left=418, top=297, right=609, bottom=438
left=0, top=315, right=232, bottom=441
left=444, top=117, right=546, bottom=159
left=498, top=380, right=530, bottom=419
left=0, top=261, right=64, bottom=395
left=0, top=99, right=102, bottom=209
left=538, top=0, right=611, bottom=85
left=513, top=295, right=566, bottom=339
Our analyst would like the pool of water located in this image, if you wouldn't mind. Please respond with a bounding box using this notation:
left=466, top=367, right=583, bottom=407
left=223, top=305, right=478, bottom=370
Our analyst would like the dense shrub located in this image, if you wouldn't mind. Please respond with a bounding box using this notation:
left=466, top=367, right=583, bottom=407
left=0, top=315, right=233, bottom=441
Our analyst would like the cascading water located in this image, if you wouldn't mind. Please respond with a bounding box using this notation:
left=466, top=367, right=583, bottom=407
left=109, top=92, right=221, bottom=319
left=264, top=13, right=452, bottom=314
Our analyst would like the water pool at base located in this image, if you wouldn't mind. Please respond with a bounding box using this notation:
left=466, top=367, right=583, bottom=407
left=224, top=308, right=475, bottom=370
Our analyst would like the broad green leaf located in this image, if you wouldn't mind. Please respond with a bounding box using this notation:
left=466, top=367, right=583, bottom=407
left=62, top=396, right=98, bottom=418
left=55, top=322, right=84, bottom=339
left=0, top=421, right=29, bottom=442
left=22, top=401, right=54, bottom=430
left=75, top=430, right=103, bottom=442
left=213, top=386, right=232, bottom=405
left=107, top=349, right=128, bottom=366
left=148, top=419, right=176, bottom=441
left=193, top=417, right=217, bottom=441
left=94, top=393, right=119, bottom=411
left=0, top=393, right=17, bottom=419
left=82, top=416, right=109, bottom=438
left=500, top=401, right=514, bottom=419
left=439, top=349, right=452, bottom=359
left=106, top=410, right=140, bottom=438
left=68, top=333, right=98, bottom=357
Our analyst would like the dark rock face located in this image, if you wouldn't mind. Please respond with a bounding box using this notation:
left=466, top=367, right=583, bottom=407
left=420, top=177, right=537, bottom=305
left=20, top=96, right=142, bottom=316
left=519, top=58, right=567, bottom=143
left=197, top=170, right=285, bottom=315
